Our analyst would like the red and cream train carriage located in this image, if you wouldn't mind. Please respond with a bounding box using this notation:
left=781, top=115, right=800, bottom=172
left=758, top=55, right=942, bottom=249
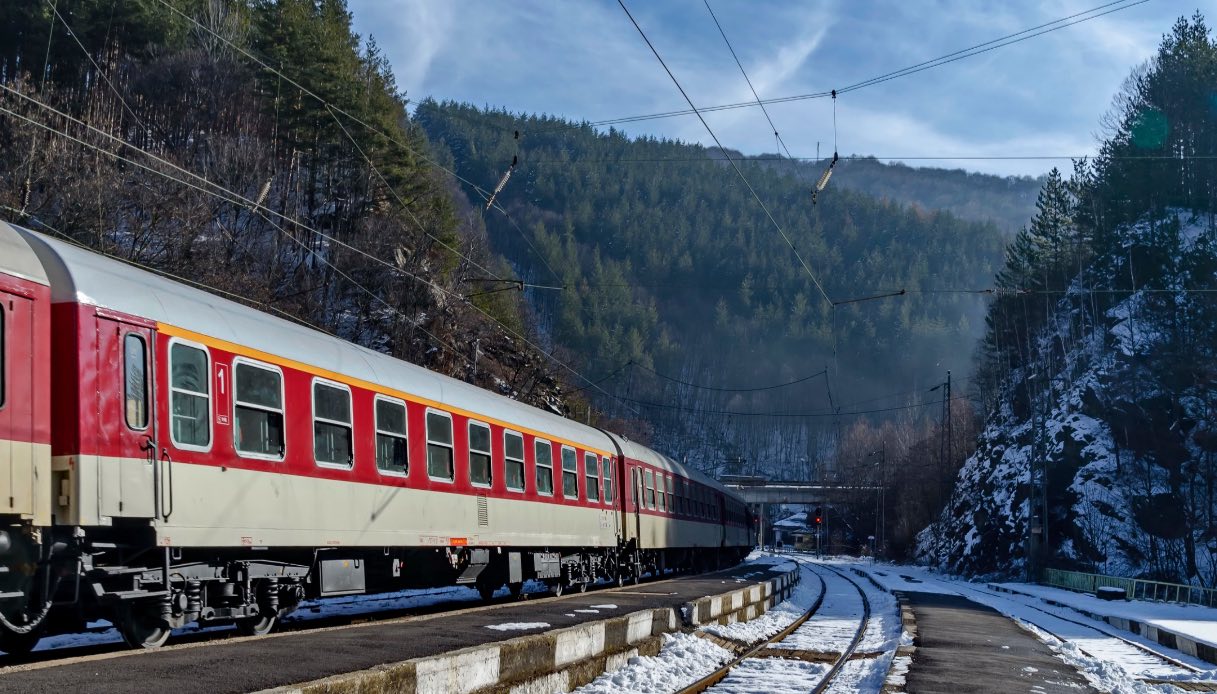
left=0, top=220, right=751, bottom=652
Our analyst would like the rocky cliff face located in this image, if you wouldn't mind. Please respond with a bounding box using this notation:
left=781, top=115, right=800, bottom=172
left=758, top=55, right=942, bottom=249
left=921, top=210, right=1217, bottom=584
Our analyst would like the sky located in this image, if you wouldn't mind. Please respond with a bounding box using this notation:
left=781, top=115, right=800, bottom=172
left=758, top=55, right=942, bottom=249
left=347, top=1, right=1185, bottom=177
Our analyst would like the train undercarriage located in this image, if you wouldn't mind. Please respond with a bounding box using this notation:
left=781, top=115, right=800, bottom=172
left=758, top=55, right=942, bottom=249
left=0, top=524, right=745, bottom=653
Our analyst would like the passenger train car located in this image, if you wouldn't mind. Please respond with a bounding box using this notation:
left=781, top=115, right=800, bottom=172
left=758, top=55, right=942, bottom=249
left=0, top=220, right=751, bottom=652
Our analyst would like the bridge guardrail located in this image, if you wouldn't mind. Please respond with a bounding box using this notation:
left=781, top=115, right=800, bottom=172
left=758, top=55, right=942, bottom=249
left=1043, top=568, right=1217, bottom=608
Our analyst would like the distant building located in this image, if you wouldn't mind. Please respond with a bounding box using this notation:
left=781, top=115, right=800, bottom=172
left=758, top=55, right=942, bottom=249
left=772, top=512, right=814, bottom=548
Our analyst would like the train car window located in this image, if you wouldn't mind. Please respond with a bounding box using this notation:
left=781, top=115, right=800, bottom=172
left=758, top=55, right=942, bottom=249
left=374, top=396, right=408, bottom=476
left=468, top=421, right=492, bottom=488
left=504, top=430, right=525, bottom=492
left=644, top=469, right=655, bottom=510
left=169, top=341, right=211, bottom=449
left=123, top=334, right=148, bottom=430
left=534, top=440, right=554, bottom=496
left=584, top=453, right=600, bottom=502
left=313, top=380, right=353, bottom=468
left=233, top=359, right=284, bottom=459
left=603, top=457, right=614, bottom=504
left=665, top=476, right=674, bottom=514
left=425, top=410, right=454, bottom=481
left=561, top=446, right=578, bottom=499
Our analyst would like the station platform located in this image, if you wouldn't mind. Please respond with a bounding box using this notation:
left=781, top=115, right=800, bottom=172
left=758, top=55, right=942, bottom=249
left=0, top=561, right=795, bottom=694
left=902, top=591, right=1096, bottom=693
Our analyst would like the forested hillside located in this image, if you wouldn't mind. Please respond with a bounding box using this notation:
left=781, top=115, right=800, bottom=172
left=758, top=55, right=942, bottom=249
left=417, top=102, right=1014, bottom=472
left=0, top=0, right=572, bottom=410
left=923, top=15, right=1217, bottom=584
left=744, top=154, right=1042, bottom=233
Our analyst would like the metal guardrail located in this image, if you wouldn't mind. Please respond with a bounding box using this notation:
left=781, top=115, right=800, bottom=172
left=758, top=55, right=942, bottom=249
left=1043, top=568, right=1217, bottom=608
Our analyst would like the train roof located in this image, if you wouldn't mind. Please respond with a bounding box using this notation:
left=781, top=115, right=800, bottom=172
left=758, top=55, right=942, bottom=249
left=605, top=432, right=739, bottom=499
left=0, top=221, right=50, bottom=286
left=9, top=222, right=615, bottom=453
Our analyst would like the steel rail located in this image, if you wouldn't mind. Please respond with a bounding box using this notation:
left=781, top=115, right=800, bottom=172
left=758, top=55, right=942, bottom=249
left=952, top=582, right=1204, bottom=675
left=675, top=562, right=825, bottom=694
left=809, top=563, right=873, bottom=694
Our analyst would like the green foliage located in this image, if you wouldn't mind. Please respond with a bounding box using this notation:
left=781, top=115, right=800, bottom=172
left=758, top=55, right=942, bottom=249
left=0, top=0, right=541, bottom=402
left=416, top=101, right=1009, bottom=422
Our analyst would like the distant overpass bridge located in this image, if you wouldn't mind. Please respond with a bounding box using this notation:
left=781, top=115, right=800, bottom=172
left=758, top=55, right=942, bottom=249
left=723, top=482, right=881, bottom=505
left=726, top=482, right=887, bottom=550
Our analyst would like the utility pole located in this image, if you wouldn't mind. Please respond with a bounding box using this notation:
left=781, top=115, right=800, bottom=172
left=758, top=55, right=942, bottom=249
left=880, top=441, right=886, bottom=555
left=939, top=367, right=949, bottom=465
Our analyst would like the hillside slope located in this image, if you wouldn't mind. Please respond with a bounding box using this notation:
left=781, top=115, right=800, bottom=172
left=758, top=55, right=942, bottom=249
left=417, top=102, right=1015, bottom=470
left=922, top=15, right=1217, bottom=584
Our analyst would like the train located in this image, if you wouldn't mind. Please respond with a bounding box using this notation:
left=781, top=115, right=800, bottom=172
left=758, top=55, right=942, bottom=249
left=0, top=220, right=752, bottom=652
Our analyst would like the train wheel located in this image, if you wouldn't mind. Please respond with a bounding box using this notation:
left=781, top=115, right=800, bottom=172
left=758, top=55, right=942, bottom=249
left=0, top=628, right=40, bottom=656
left=235, top=614, right=277, bottom=637
left=578, top=581, right=589, bottom=593
left=551, top=581, right=565, bottom=597
left=477, top=582, right=498, bottom=602
left=508, top=583, right=524, bottom=600
left=119, top=608, right=171, bottom=649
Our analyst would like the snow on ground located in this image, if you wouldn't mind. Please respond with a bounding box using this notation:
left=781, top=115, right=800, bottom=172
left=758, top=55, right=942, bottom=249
left=1018, top=620, right=1184, bottom=694
left=770, top=564, right=867, bottom=653
left=990, top=581, right=1217, bottom=649
left=826, top=655, right=895, bottom=694
left=709, top=658, right=828, bottom=693
left=27, top=580, right=554, bottom=654
left=702, top=558, right=823, bottom=643
left=851, top=560, right=1216, bottom=690
left=575, top=554, right=839, bottom=694
left=576, top=632, right=733, bottom=694
left=484, top=622, right=550, bottom=631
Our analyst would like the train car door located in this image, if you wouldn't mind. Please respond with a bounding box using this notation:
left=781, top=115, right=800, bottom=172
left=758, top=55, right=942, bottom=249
left=631, top=465, right=643, bottom=543
left=96, top=316, right=156, bottom=519
left=0, top=293, right=35, bottom=517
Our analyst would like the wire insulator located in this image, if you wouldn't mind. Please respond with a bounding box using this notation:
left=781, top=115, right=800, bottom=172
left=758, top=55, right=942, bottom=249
left=484, top=155, right=517, bottom=211
left=811, top=152, right=839, bottom=205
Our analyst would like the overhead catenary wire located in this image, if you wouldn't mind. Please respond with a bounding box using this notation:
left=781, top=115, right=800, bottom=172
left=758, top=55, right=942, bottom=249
left=620, top=392, right=973, bottom=419
left=153, top=0, right=562, bottom=284
left=22, top=0, right=58, bottom=210
left=541, top=0, right=1147, bottom=132
left=702, top=0, right=794, bottom=162
left=0, top=139, right=475, bottom=371
left=322, top=107, right=640, bottom=414
left=46, top=0, right=150, bottom=135
left=616, top=0, right=833, bottom=308
left=521, top=153, right=1217, bottom=165
left=0, top=100, right=640, bottom=415
left=0, top=205, right=344, bottom=338
left=633, top=362, right=828, bottom=393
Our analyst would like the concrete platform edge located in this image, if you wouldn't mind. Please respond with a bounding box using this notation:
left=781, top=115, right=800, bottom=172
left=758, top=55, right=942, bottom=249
left=849, top=566, right=917, bottom=694
left=260, top=566, right=800, bottom=694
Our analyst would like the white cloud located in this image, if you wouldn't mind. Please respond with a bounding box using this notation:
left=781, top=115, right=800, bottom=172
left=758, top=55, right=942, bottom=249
left=346, top=0, right=1182, bottom=177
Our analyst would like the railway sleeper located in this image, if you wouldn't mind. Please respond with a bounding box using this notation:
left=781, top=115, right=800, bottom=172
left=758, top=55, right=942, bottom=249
left=755, top=647, right=886, bottom=662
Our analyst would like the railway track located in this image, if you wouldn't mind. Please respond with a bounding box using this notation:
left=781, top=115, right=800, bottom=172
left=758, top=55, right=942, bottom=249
left=949, top=580, right=1210, bottom=686
left=676, top=561, right=875, bottom=694
left=0, top=566, right=701, bottom=668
